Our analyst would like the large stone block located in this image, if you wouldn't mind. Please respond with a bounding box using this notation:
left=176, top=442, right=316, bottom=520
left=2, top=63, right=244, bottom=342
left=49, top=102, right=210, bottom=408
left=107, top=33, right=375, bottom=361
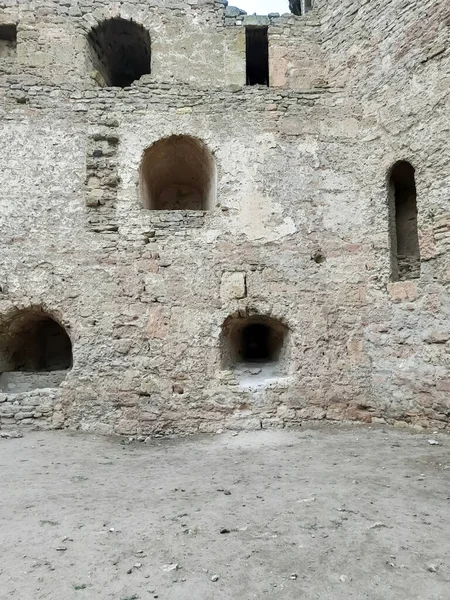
left=220, top=272, right=247, bottom=301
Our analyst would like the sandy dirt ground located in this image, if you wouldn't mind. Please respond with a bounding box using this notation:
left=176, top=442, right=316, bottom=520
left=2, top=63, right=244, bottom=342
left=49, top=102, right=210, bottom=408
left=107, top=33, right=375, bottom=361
left=0, top=424, right=449, bottom=600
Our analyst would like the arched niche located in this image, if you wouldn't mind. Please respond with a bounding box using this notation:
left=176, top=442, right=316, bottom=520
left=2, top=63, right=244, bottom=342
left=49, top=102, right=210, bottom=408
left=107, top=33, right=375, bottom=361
left=0, top=309, right=73, bottom=393
left=221, top=313, right=289, bottom=373
left=140, top=135, right=216, bottom=211
left=388, top=161, right=420, bottom=281
left=88, top=18, right=151, bottom=87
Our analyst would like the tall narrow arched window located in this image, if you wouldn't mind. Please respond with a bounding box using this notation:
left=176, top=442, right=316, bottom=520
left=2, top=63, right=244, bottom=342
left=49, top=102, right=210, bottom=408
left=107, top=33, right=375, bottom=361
left=88, top=18, right=151, bottom=87
left=388, top=161, right=420, bottom=281
left=140, top=135, right=216, bottom=211
left=0, top=310, right=72, bottom=393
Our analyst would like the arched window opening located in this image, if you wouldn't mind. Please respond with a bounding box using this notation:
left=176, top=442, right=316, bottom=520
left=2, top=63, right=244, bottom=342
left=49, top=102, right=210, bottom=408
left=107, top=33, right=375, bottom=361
left=221, top=314, right=288, bottom=377
left=140, top=136, right=216, bottom=211
left=0, top=310, right=72, bottom=393
left=88, top=18, right=151, bottom=88
left=388, top=161, right=420, bottom=281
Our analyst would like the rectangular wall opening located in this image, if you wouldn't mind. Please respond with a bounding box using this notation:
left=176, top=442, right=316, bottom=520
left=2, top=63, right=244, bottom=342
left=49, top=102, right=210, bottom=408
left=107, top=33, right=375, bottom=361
left=246, top=27, right=269, bottom=86
left=0, top=24, right=17, bottom=59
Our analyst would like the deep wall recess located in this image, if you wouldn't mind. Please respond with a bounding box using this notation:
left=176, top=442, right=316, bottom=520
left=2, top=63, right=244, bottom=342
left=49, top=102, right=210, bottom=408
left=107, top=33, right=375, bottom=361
left=88, top=18, right=151, bottom=87
left=0, top=308, right=72, bottom=394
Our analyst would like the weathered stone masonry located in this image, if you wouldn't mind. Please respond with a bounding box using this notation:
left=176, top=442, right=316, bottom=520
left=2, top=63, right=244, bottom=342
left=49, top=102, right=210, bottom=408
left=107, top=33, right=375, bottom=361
left=0, top=0, right=449, bottom=435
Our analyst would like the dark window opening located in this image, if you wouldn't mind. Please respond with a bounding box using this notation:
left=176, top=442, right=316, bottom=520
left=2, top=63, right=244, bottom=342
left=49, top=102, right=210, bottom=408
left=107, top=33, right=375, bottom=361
left=289, top=1, right=313, bottom=16
left=0, top=24, right=17, bottom=58
left=246, top=27, right=269, bottom=86
left=140, top=135, right=216, bottom=211
left=221, top=314, right=288, bottom=369
left=242, top=324, right=271, bottom=361
left=389, top=161, right=420, bottom=281
left=88, top=18, right=151, bottom=88
left=289, top=0, right=302, bottom=15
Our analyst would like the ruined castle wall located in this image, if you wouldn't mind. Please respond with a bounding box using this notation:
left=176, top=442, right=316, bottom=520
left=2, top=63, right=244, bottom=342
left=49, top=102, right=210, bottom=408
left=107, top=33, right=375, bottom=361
left=318, top=0, right=450, bottom=426
left=0, top=0, right=449, bottom=435
left=0, top=0, right=323, bottom=89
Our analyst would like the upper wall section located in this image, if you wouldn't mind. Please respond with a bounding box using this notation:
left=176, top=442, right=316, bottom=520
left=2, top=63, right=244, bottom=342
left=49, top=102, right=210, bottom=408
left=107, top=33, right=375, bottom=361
left=0, top=0, right=446, bottom=93
left=320, top=0, right=450, bottom=99
left=0, top=0, right=323, bottom=90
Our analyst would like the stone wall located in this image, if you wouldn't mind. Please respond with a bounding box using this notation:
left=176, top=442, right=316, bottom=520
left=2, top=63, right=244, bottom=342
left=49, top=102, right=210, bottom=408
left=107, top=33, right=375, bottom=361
left=0, top=0, right=449, bottom=435
left=0, top=389, right=59, bottom=429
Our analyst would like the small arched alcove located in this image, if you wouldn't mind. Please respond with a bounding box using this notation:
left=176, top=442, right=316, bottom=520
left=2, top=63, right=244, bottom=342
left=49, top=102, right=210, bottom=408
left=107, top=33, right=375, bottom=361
left=140, top=135, right=216, bottom=211
left=388, top=161, right=420, bottom=281
left=0, top=309, right=72, bottom=393
left=88, top=18, right=151, bottom=87
left=221, top=313, right=289, bottom=384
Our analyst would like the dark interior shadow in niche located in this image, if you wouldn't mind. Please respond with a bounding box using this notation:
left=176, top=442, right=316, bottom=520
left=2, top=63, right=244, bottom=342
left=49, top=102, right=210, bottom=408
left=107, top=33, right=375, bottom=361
left=221, top=313, right=289, bottom=388
left=0, top=309, right=72, bottom=393
left=0, top=24, right=17, bottom=58
left=88, top=18, right=151, bottom=87
left=388, top=161, right=420, bottom=281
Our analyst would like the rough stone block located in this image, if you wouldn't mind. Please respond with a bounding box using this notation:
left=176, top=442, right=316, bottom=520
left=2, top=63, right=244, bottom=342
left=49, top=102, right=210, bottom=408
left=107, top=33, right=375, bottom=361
left=140, top=378, right=160, bottom=396
left=387, top=281, right=418, bottom=302
left=220, top=272, right=247, bottom=301
left=52, top=411, right=65, bottom=429
left=423, top=330, right=450, bottom=344
left=15, top=412, right=34, bottom=420
left=347, top=338, right=365, bottom=364
left=146, top=307, right=167, bottom=339
left=116, top=420, right=139, bottom=435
